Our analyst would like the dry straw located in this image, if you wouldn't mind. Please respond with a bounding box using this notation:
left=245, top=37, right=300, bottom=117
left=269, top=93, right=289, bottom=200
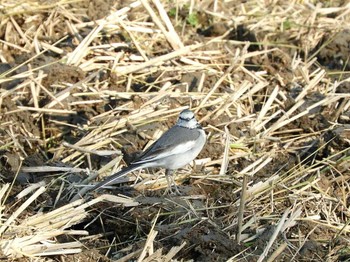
left=0, top=183, right=139, bottom=258
left=0, top=0, right=350, bottom=260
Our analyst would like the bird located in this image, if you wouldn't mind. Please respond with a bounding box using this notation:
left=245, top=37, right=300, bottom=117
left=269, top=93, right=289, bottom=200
left=91, top=109, right=206, bottom=194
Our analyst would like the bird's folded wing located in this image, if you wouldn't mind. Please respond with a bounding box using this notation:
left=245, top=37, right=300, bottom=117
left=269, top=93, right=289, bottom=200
left=132, top=125, right=202, bottom=165
left=133, top=140, right=197, bottom=164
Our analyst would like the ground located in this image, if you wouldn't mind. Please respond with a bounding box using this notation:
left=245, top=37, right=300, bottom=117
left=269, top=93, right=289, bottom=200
left=0, top=0, right=350, bottom=261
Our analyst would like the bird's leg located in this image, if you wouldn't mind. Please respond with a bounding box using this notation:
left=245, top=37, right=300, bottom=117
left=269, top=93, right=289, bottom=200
left=164, top=169, right=180, bottom=195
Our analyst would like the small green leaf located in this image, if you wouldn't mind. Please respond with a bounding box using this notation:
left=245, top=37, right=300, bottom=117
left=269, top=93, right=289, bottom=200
left=168, top=7, right=176, bottom=17
left=187, top=12, right=198, bottom=27
left=282, top=19, right=293, bottom=31
left=230, top=143, right=247, bottom=150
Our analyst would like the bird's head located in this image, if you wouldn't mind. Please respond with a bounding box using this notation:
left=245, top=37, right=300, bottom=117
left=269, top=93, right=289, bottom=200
left=177, top=109, right=201, bottom=129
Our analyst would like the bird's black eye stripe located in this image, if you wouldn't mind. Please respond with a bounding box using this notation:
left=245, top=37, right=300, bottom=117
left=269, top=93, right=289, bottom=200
left=180, top=115, right=194, bottom=121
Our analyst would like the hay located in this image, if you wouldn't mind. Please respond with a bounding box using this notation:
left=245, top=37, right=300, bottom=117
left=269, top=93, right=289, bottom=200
left=0, top=184, right=139, bottom=258
left=0, top=0, right=350, bottom=260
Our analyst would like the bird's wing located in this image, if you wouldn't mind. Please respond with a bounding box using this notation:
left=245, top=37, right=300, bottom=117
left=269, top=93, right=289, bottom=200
left=132, top=126, right=201, bottom=164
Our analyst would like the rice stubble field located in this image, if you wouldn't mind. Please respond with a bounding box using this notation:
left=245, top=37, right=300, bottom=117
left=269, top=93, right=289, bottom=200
left=0, top=0, right=350, bottom=261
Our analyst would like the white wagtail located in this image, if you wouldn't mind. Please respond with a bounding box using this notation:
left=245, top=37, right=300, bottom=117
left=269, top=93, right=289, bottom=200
left=91, top=109, right=206, bottom=194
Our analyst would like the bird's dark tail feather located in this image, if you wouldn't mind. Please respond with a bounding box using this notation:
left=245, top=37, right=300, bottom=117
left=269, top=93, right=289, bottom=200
left=91, top=164, right=141, bottom=191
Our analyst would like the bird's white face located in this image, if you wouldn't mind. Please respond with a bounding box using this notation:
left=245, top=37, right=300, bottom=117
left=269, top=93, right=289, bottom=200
left=176, top=109, right=199, bottom=129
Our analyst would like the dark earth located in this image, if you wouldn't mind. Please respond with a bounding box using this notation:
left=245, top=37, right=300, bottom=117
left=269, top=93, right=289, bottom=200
left=0, top=0, right=350, bottom=261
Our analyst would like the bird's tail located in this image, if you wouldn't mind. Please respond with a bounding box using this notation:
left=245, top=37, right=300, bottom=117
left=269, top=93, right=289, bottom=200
left=91, top=164, right=141, bottom=191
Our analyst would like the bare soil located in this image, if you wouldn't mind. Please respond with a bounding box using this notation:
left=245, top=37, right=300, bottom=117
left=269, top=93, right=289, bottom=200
left=0, top=0, right=350, bottom=261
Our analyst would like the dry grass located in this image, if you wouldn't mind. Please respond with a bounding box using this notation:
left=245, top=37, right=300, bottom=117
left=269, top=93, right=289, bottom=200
left=0, top=0, right=350, bottom=261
